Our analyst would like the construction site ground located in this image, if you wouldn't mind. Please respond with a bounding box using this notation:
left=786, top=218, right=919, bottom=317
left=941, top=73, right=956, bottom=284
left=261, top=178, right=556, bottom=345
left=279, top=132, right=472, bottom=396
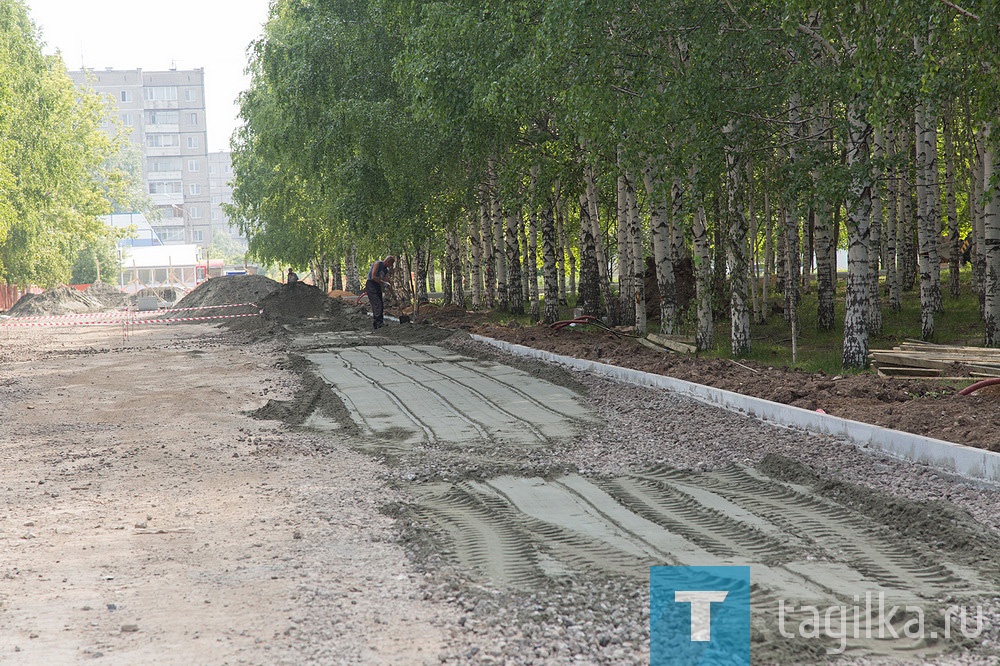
left=2, top=281, right=1000, bottom=664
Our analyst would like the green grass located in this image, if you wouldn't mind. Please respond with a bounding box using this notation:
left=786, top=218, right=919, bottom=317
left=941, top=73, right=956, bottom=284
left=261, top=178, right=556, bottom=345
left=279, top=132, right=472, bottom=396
left=697, top=267, right=985, bottom=375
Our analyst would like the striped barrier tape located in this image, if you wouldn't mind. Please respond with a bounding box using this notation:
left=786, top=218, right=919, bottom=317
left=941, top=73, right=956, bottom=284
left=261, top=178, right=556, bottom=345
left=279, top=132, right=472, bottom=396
left=131, top=311, right=263, bottom=325
left=1, top=310, right=263, bottom=328
left=0, top=310, right=131, bottom=322
left=0, top=302, right=259, bottom=324
left=0, top=318, right=126, bottom=328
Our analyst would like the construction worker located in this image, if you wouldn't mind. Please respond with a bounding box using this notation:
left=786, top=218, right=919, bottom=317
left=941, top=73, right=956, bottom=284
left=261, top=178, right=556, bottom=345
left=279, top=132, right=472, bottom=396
left=287, top=267, right=299, bottom=286
left=365, top=255, right=395, bottom=330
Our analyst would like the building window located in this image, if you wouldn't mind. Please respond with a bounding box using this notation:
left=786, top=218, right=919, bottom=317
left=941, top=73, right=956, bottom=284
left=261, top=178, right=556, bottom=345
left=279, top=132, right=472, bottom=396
left=187, top=136, right=199, bottom=149
left=189, top=113, right=198, bottom=124
left=189, top=183, right=202, bottom=195
left=148, top=181, right=183, bottom=194
left=189, top=206, right=202, bottom=219
left=120, top=113, right=133, bottom=125
left=211, top=210, right=219, bottom=221
left=144, top=86, right=178, bottom=101
left=121, top=90, right=132, bottom=102
left=192, top=230, right=204, bottom=242
left=209, top=165, right=217, bottom=175
left=146, top=134, right=180, bottom=147
left=150, top=158, right=181, bottom=172
left=146, top=110, right=179, bottom=125
left=187, top=160, right=200, bottom=172
left=184, top=89, right=197, bottom=102
left=157, top=228, right=184, bottom=243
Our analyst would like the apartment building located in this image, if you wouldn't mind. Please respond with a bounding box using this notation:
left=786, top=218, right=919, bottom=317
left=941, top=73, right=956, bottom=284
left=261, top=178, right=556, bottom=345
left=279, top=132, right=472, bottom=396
left=71, top=67, right=213, bottom=247
left=208, top=151, right=245, bottom=246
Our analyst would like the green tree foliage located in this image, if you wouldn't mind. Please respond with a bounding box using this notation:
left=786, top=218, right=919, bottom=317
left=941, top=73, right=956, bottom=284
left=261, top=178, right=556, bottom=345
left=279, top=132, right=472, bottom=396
left=231, top=0, right=1000, bottom=359
left=0, top=0, right=128, bottom=287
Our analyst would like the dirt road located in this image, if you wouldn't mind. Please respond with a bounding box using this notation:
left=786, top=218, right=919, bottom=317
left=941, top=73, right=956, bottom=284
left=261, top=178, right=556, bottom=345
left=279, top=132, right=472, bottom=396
left=0, top=324, right=451, bottom=664
left=3, top=307, right=1000, bottom=664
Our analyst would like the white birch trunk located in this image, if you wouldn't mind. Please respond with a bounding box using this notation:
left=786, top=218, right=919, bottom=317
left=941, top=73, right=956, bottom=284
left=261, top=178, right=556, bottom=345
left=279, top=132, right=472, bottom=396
left=626, top=172, right=645, bottom=333
left=944, top=116, right=961, bottom=299
left=469, top=208, right=483, bottom=309
left=643, top=162, right=676, bottom=334
left=915, top=103, right=935, bottom=339
left=724, top=120, right=751, bottom=357
left=842, top=100, right=873, bottom=369
left=869, top=127, right=884, bottom=335
left=983, top=123, right=1000, bottom=346
left=885, top=127, right=901, bottom=310
left=692, top=204, right=713, bottom=351
left=541, top=200, right=559, bottom=324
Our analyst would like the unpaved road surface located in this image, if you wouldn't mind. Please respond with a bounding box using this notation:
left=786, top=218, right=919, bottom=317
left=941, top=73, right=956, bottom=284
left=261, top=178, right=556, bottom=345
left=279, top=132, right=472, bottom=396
left=4, top=307, right=1000, bottom=664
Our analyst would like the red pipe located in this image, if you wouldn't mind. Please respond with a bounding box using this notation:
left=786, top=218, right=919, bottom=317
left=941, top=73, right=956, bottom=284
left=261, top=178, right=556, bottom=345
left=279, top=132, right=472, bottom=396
left=958, top=378, right=1000, bottom=396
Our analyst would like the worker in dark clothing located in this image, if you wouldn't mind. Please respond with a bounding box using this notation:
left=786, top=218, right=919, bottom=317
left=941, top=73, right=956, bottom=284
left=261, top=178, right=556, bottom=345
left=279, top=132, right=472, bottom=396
left=287, top=267, right=299, bottom=286
left=365, top=255, right=396, bottom=330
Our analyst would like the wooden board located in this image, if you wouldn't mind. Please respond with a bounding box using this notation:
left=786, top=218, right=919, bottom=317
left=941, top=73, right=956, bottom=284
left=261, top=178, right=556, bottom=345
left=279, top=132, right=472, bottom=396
left=646, top=333, right=696, bottom=355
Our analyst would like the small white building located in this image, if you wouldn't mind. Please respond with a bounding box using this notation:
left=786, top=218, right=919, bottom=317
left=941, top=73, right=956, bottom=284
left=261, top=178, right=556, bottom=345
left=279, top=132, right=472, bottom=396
left=118, top=244, right=201, bottom=295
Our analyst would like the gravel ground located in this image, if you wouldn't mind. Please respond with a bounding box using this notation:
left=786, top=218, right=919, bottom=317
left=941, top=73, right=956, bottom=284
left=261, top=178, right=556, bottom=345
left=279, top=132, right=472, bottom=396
left=5, top=311, right=1000, bottom=665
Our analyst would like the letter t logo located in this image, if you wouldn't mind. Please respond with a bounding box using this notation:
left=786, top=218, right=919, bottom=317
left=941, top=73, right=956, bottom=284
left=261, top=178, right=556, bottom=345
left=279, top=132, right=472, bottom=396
left=674, top=591, right=729, bottom=641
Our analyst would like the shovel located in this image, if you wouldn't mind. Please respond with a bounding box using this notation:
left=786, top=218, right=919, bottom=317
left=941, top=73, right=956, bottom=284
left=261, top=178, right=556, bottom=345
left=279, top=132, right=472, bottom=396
left=387, top=286, right=410, bottom=324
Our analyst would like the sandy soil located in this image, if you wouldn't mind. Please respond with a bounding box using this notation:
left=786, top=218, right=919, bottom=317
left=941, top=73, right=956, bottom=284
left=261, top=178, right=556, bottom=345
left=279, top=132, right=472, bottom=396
left=0, top=323, right=451, bottom=664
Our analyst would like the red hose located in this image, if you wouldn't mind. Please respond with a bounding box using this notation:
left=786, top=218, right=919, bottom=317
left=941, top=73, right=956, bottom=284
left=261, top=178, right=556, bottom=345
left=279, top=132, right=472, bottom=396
left=958, top=378, right=1000, bottom=396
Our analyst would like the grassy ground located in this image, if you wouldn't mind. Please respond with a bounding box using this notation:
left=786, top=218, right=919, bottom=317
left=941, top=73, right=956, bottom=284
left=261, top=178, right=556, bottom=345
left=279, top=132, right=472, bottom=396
left=697, top=267, right=985, bottom=375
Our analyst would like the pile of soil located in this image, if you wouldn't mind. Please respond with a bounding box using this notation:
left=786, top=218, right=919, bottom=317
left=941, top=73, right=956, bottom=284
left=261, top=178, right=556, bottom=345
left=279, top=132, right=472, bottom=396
left=258, top=283, right=328, bottom=321
left=7, top=287, right=103, bottom=317
left=175, top=274, right=281, bottom=310
left=84, top=282, right=127, bottom=309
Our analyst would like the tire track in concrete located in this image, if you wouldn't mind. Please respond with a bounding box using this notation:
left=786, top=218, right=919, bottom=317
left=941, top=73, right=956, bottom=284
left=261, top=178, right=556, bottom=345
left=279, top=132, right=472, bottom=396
left=413, top=467, right=993, bottom=609
left=354, top=346, right=547, bottom=442
left=349, top=347, right=492, bottom=442
left=307, top=345, right=589, bottom=445
left=308, top=352, right=437, bottom=443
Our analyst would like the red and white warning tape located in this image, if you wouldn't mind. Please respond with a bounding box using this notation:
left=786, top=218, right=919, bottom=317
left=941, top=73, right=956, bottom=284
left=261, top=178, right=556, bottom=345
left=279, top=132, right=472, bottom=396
left=1, top=310, right=131, bottom=322
left=131, top=311, right=263, bottom=325
left=0, top=318, right=126, bottom=328
left=1, top=310, right=263, bottom=328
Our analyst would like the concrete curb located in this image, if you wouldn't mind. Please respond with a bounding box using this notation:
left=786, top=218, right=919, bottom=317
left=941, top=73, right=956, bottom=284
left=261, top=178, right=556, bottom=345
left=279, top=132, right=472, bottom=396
left=470, top=334, right=1000, bottom=483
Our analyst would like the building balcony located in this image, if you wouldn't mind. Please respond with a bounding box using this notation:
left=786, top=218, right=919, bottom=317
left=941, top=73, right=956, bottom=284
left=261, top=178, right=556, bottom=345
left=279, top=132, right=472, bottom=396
left=147, top=171, right=182, bottom=181
left=150, top=193, right=184, bottom=206
left=146, top=146, right=182, bottom=157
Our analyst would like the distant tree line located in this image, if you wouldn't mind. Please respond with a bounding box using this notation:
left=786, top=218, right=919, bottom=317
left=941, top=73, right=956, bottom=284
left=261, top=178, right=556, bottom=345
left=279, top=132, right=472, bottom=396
left=0, top=0, right=143, bottom=288
left=228, top=0, right=1000, bottom=366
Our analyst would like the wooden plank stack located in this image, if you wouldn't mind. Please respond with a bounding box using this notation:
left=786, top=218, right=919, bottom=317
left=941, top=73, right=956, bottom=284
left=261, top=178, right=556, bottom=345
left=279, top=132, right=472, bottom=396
left=870, top=339, right=1000, bottom=379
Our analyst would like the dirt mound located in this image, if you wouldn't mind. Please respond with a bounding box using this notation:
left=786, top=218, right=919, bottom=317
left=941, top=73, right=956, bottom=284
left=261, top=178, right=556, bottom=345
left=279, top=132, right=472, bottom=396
left=84, top=282, right=128, bottom=309
left=176, top=274, right=281, bottom=310
left=223, top=283, right=334, bottom=336
left=8, top=287, right=103, bottom=317
left=259, top=283, right=328, bottom=321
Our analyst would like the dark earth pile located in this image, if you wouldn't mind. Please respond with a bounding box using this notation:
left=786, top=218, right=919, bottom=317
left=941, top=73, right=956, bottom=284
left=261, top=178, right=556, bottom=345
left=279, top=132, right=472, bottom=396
left=8, top=287, right=103, bottom=317
left=84, top=282, right=128, bottom=309
left=175, top=274, right=282, bottom=310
